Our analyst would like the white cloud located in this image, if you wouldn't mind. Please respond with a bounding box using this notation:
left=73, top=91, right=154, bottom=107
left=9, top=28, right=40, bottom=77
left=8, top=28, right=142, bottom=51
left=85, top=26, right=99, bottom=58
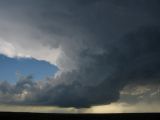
left=0, top=37, right=61, bottom=67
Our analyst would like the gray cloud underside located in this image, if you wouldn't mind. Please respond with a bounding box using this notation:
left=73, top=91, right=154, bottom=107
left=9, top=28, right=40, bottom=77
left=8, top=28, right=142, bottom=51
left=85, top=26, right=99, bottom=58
left=0, top=0, right=160, bottom=108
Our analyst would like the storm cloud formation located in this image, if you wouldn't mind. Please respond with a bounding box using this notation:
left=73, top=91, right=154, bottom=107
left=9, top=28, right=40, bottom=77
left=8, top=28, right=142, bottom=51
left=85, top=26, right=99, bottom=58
left=0, top=0, right=160, bottom=108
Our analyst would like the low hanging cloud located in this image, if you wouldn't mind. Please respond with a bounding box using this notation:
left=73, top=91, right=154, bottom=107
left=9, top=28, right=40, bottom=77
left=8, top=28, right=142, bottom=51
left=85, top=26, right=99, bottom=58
left=0, top=0, right=160, bottom=108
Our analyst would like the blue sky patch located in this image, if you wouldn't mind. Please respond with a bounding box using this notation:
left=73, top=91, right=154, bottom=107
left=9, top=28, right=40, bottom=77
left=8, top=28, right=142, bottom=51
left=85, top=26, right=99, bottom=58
left=0, top=54, right=58, bottom=83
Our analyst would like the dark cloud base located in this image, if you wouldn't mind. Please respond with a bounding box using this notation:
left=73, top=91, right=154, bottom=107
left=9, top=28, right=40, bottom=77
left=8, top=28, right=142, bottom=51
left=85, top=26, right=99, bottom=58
left=0, top=26, right=160, bottom=108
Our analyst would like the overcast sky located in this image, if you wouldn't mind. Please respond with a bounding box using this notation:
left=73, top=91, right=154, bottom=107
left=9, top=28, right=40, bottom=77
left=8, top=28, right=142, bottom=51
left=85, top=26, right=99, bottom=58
left=0, top=0, right=160, bottom=113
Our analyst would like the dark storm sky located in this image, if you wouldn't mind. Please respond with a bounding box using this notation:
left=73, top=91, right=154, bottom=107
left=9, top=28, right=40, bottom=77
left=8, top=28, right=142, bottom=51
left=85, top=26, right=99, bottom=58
left=0, top=0, right=160, bottom=108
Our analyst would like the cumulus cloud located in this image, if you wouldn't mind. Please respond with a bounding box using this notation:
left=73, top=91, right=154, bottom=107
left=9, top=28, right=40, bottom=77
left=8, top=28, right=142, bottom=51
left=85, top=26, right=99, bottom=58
left=0, top=0, right=160, bottom=108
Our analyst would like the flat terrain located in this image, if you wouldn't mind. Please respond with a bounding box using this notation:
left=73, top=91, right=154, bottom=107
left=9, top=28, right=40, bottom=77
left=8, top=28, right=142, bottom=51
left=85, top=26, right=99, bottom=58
left=0, top=112, right=160, bottom=120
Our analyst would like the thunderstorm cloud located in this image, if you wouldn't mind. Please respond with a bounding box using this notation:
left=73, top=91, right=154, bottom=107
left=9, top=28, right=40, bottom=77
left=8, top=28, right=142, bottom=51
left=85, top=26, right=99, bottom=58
left=0, top=0, right=160, bottom=108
